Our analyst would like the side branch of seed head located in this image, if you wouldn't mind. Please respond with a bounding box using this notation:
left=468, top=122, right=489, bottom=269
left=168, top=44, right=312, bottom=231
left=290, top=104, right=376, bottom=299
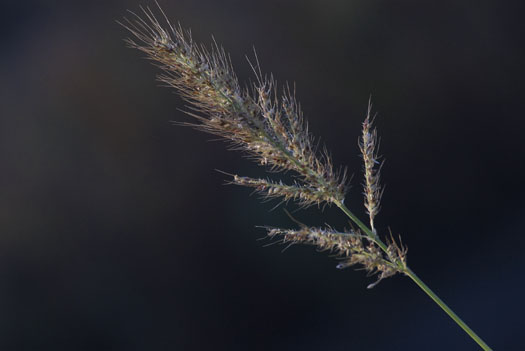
left=231, top=175, right=340, bottom=208
left=360, top=100, right=382, bottom=234
left=120, top=8, right=346, bottom=207
left=266, top=226, right=407, bottom=288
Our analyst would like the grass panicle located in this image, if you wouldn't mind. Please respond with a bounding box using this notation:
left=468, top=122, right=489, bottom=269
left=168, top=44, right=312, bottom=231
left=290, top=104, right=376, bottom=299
left=121, top=5, right=493, bottom=350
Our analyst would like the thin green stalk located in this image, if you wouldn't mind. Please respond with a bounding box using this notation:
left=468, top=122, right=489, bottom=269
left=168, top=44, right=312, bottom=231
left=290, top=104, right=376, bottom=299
left=406, top=268, right=493, bottom=351
left=335, top=201, right=493, bottom=351
left=335, top=201, right=386, bottom=250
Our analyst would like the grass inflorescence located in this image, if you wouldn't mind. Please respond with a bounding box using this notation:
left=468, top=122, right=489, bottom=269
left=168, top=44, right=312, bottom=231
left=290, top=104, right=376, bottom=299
left=120, top=5, right=493, bottom=350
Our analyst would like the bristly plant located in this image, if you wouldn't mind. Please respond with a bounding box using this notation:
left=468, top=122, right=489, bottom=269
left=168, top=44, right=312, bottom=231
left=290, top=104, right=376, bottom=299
left=119, top=5, right=493, bottom=350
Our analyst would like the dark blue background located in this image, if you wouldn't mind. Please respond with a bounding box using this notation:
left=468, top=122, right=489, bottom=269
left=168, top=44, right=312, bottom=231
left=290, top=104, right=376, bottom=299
left=1, top=1, right=523, bottom=350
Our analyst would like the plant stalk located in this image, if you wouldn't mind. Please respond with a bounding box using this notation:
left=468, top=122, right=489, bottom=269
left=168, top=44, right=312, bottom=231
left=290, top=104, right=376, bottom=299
left=405, top=268, right=493, bottom=351
left=335, top=201, right=492, bottom=351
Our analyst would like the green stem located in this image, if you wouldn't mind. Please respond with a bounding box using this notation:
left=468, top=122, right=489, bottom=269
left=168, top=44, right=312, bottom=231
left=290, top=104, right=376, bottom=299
left=405, top=268, right=493, bottom=351
left=335, top=201, right=388, bottom=251
left=334, top=201, right=492, bottom=351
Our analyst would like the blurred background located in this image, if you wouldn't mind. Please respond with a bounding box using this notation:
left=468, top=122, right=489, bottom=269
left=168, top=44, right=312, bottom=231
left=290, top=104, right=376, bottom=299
left=1, top=1, right=524, bottom=350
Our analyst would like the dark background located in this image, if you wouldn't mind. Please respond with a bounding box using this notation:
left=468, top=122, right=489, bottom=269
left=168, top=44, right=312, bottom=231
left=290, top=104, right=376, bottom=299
left=1, top=1, right=524, bottom=350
